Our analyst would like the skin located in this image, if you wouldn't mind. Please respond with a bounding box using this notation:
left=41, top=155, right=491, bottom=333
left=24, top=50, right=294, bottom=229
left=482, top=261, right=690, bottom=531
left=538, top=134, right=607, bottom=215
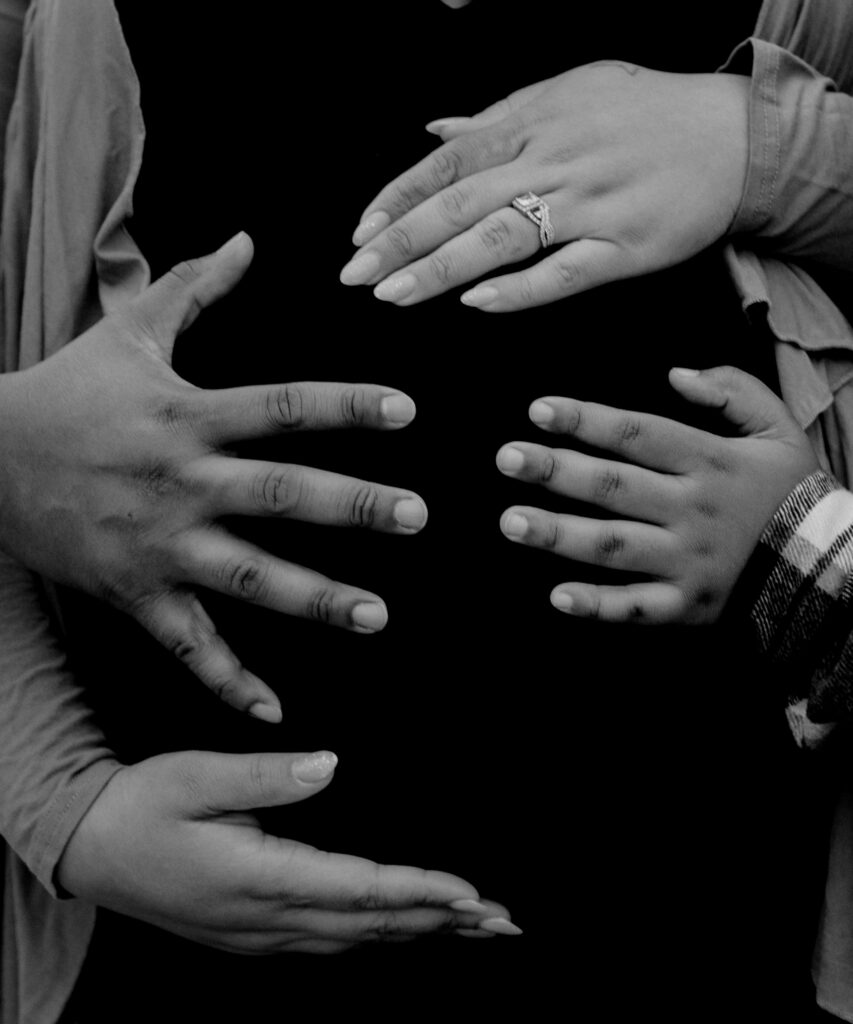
left=57, top=749, right=513, bottom=952
left=341, top=63, right=749, bottom=311
left=0, top=233, right=430, bottom=721
left=495, top=366, right=819, bottom=622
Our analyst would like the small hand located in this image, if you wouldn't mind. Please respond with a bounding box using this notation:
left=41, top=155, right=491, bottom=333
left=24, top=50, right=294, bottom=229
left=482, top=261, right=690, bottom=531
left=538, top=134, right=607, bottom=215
left=57, top=749, right=514, bottom=952
left=0, top=234, right=427, bottom=720
left=495, top=367, right=819, bottom=622
left=342, top=63, right=748, bottom=311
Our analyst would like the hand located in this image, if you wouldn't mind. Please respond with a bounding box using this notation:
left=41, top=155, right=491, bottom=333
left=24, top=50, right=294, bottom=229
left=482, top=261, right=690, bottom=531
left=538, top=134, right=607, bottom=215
left=57, top=749, right=514, bottom=953
left=341, top=63, right=748, bottom=311
left=0, top=234, right=428, bottom=720
left=495, top=366, right=819, bottom=622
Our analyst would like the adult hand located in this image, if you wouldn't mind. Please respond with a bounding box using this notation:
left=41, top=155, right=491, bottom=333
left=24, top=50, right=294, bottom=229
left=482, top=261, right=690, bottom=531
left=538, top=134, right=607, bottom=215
left=495, top=367, right=819, bottom=622
left=57, top=749, right=515, bottom=952
left=0, top=234, right=427, bottom=721
left=342, top=63, right=748, bottom=311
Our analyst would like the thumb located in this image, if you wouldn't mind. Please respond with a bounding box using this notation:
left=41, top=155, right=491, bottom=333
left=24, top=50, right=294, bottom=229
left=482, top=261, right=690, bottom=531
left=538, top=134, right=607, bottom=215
left=425, top=79, right=553, bottom=139
left=171, top=749, right=338, bottom=814
left=128, top=231, right=254, bottom=360
left=668, top=365, right=798, bottom=438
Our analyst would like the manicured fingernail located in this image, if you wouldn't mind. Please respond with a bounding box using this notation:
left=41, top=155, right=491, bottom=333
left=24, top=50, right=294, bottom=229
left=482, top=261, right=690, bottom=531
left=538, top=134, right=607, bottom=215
left=529, top=401, right=555, bottom=426
left=353, top=211, right=390, bottom=246
left=351, top=602, right=388, bottom=632
left=293, top=750, right=338, bottom=783
left=449, top=899, right=491, bottom=914
left=374, top=273, right=416, bottom=303
left=671, top=367, right=700, bottom=377
left=425, top=117, right=468, bottom=135
left=394, top=497, right=428, bottom=531
left=216, top=230, right=248, bottom=254
left=340, top=251, right=381, bottom=286
left=380, top=393, right=416, bottom=425
left=496, top=445, right=525, bottom=475
left=502, top=513, right=528, bottom=539
left=461, top=285, right=499, bottom=308
left=479, top=918, right=523, bottom=936
left=248, top=702, right=283, bottom=724
left=552, top=591, right=574, bottom=612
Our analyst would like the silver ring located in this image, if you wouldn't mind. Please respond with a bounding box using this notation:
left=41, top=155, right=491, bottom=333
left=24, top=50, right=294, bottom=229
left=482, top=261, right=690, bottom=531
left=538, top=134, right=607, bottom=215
left=510, top=191, right=555, bottom=249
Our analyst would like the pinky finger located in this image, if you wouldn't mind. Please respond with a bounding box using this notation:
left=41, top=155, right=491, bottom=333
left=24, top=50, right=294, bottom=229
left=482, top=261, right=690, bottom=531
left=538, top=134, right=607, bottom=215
left=550, top=582, right=685, bottom=624
left=461, top=238, right=625, bottom=312
left=135, top=592, right=282, bottom=722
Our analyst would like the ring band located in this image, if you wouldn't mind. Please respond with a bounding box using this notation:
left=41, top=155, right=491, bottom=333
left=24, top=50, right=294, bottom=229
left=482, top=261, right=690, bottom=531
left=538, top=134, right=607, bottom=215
left=511, top=192, right=555, bottom=249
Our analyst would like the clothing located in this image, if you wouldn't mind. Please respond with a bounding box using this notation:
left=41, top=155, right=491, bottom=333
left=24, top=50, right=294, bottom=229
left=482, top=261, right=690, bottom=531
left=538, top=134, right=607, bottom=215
left=0, top=0, right=850, bottom=1021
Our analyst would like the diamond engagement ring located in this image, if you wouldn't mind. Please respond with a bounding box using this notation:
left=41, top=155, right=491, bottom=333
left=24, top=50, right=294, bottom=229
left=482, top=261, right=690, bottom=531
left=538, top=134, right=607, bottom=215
left=510, top=192, right=555, bottom=249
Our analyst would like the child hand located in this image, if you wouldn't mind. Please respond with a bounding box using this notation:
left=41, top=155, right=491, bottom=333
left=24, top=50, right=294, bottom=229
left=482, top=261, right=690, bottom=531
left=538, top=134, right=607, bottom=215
left=496, top=366, right=819, bottom=623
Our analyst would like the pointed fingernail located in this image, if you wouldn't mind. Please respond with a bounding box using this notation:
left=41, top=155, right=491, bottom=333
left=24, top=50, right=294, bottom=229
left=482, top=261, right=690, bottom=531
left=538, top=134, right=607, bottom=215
left=394, top=497, right=428, bottom=531
left=425, top=117, right=468, bottom=135
left=461, top=286, right=499, bottom=309
left=671, top=367, right=700, bottom=377
left=248, top=702, right=283, bottom=724
left=529, top=401, right=555, bottom=426
left=340, top=251, right=381, bottom=286
left=496, top=445, right=525, bottom=475
left=293, top=750, right=338, bottom=783
left=479, top=918, right=523, bottom=936
left=502, top=513, right=529, bottom=539
left=552, top=591, right=574, bottom=612
left=374, top=273, right=417, bottom=303
left=353, top=211, right=391, bottom=247
left=449, top=899, right=491, bottom=914
left=351, top=602, right=388, bottom=632
left=380, top=393, right=416, bottom=426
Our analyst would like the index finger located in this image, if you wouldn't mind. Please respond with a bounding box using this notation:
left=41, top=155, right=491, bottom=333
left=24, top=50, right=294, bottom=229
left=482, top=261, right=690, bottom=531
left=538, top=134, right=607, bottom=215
left=197, top=382, right=416, bottom=445
left=530, top=395, right=728, bottom=474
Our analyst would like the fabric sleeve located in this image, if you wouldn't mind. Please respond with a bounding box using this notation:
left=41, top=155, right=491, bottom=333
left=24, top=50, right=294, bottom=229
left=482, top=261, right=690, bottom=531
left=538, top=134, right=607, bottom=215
left=722, top=37, right=853, bottom=276
left=748, top=470, right=853, bottom=748
left=0, top=552, right=122, bottom=897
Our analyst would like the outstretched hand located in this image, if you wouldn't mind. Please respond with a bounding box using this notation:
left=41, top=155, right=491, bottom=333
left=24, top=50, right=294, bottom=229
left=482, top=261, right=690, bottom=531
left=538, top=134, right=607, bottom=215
left=0, top=234, right=427, bottom=720
left=342, top=63, right=748, bottom=311
left=57, top=749, right=515, bottom=953
left=496, top=367, right=819, bottom=622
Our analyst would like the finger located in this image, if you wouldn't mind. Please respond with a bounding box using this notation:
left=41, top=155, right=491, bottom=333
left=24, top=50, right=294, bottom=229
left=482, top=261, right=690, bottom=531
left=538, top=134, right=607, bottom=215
left=194, top=456, right=427, bottom=534
left=500, top=506, right=676, bottom=575
left=135, top=592, right=282, bottom=721
left=425, top=80, right=554, bottom=141
left=459, top=237, right=633, bottom=312
left=668, top=366, right=801, bottom=439
left=273, top=906, right=475, bottom=943
left=550, top=581, right=686, bottom=623
left=171, top=750, right=338, bottom=813
left=495, top=442, right=681, bottom=523
left=180, top=528, right=389, bottom=632
left=127, top=232, right=254, bottom=359
left=525, top=395, right=726, bottom=474
left=197, top=381, right=416, bottom=446
left=352, top=127, right=525, bottom=242
left=261, top=846, right=480, bottom=909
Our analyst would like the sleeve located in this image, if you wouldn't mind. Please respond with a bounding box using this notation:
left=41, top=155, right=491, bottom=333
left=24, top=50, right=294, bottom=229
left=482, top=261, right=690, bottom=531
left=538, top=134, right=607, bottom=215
left=748, top=470, right=853, bottom=748
left=0, top=552, right=122, bottom=897
left=721, top=37, right=853, bottom=276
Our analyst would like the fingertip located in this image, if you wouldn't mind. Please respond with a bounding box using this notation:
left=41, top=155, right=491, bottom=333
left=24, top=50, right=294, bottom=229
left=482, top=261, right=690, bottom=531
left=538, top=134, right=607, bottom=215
left=551, top=589, right=574, bottom=613
left=292, top=750, right=338, bottom=784
left=216, top=230, right=254, bottom=262
left=529, top=400, right=555, bottom=427
left=350, top=602, right=388, bottom=633
left=380, top=392, right=416, bottom=427
left=248, top=701, right=283, bottom=724
left=352, top=211, right=390, bottom=247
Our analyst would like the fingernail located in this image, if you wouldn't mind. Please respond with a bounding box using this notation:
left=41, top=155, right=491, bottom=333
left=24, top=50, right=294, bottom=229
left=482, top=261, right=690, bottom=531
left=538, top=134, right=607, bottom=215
left=529, top=401, right=555, bottom=426
left=351, top=602, right=388, bottom=632
left=671, top=367, right=700, bottom=377
left=461, top=285, right=499, bottom=309
left=248, top=702, right=283, bottom=724
left=552, top=591, right=574, bottom=612
left=496, top=445, right=525, bottom=475
left=293, top=750, right=338, bottom=783
left=479, top=917, right=523, bottom=936
left=394, top=497, right=428, bottom=531
left=502, top=513, right=529, bottom=539
left=353, top=211, right=390, bottom=247
left=340, top=251, right=381, bottom=286
left=449, top=899, right=491, bottom=914
left=380, top=393, right=416, bottom=426
left=425, top=117, right=467, bottom=135
left=216, top=230, right=248, bottom=254
left=374, top=273, right=417, bottom=303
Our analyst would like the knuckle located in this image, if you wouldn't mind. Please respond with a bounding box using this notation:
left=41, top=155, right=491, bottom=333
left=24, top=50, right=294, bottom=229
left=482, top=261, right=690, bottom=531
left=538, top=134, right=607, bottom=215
left=265, top=384, right=305, bottom=430
left=132, top=459, right=182, bottom=498
left=385, top=223, right=415, bottom=259
left=253, top=467, right=302, bottom=516
left=426, top=249, right=456, bottom=286
left=438, top=184, right=474, bottom=226
left=428, top=146, right=465, bottom=190
left=307, top=586, right=337, bottom=625
left=592, top=468, right=623, bottom=505
left=169, top=259, right=204, bottom=287
left=337, top=386, right=370, bottom=427
left=552, top=258, right=583, bottom=293
left=517, top=273, right=539, bottom=307
left=222, top=559, right=268, bottom=601
left=541, top=517, right=562, bottom=551
left=346, top=484, right=380, bottom=528
left=537, top=451, right=558, bottom=484
left=612, top=415, right=643, bottom=449
left=478, top=215, right=517, bottom=258
left=593, top=527, right=626, bottom=565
